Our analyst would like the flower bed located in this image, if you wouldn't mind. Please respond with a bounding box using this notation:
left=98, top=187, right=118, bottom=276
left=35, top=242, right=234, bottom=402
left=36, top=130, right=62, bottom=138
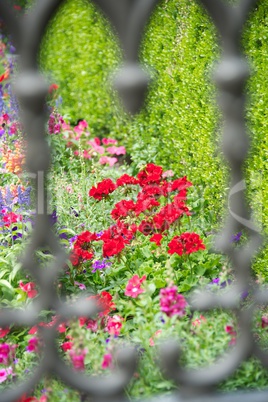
left=0, top=33, right=268, bottom=401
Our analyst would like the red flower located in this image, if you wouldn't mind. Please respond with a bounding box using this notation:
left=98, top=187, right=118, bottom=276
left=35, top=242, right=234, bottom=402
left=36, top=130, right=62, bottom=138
left=167, top=236, right=184, bottom=256
left=2, top=212, right=22, bottom=227
left=171, top=176, right=192, bottom=192
left=125, top=275, right=146, bottom=298
left=48, top=83, right=59, bottom=93
left=19, top=281, right=38, bottom=298
left=168, top=233, right=205, bottom=255
left=61, top=341, right=73, bottom=352
left=111, top=200, right=136, bottom=220
left=89, top=179, right=116, bottom=200
left=88, top=291, right=116, bottom=317
left=116, top=174, right=139, bottom=187
left=138, top=184, right=164, bottom=198
left=102, top=238, right=125, bottom=257
left=0, top=70, right=9, bottom=83
left=71, top=231, right=96, bottom=266
left=0, top=327, right=10, bottom=338
left=137, top=163, right=163, bottom=186
left=138, top=219, right=155, bottom=236
left=179, top=232, right=205, bottom=254
left=150, top=233, right=163, bottom=246
left=153, top=202, right=190, bottom=232
left=100, top=223, right=133, bottom=257
left=134, top=195, right=160, bottom=216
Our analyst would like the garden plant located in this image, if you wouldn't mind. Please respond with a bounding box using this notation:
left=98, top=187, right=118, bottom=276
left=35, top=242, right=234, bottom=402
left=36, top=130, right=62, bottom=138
left=0, top=1, right=268, bottom=401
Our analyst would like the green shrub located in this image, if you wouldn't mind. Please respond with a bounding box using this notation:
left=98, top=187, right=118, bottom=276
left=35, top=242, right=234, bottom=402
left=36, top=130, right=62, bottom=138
left=40, top=1, right=268, bottom=278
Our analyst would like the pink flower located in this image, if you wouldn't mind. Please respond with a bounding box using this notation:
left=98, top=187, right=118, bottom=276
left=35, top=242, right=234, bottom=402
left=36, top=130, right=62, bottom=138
left=65, top=185, right=73, bottom=193
left=19, top=281, right=38, bottom=298
left=192, top=315, right=206, bottom=327
left=0, top=367, right=12, bottom=383
left=26, top=337, right=39, bottom=353
left=162, top=170, right=174, bottom=178
left=160, top=286, right=187, bottom=317
left=87, top=139, right=105, bottom=154
left=77, top=120, right=88, bottom=129
left=125, top=275, right=146, bottom=298
left=0, top=342, right=10, bottom=364
left=149, top=329, right=162, bottom=346
left=106, top=315, right=123, bottom=336
left=74, top=281, right=86, bottom=290
left=82, top=150, right=92, bottom=159
left=99, top=156, right=118, bottom=166
left=261, top=315, right=268, bottom=328
left=101, top=353, right=113, bottom=369
left=86, top=319, right=98, bottom=332
left=69, top=348, right=87, bottom=371
left=102, top=138, right=117, bottom=145
left=107, top=146, right=126, bottom=155
left=225, top=324, right=237, bottom=345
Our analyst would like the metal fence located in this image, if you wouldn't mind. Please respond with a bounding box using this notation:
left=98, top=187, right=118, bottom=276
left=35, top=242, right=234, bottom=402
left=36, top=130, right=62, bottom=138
left=0, top=0, right=268, bottom=401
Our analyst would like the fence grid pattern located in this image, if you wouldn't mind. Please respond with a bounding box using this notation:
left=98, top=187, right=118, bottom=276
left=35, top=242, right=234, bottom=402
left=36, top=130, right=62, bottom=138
left=0, top=0, right=267, bottom=401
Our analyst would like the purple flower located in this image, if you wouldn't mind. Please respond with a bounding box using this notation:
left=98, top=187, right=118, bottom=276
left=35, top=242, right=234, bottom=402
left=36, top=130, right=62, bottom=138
left=91, top=259, right=112, bottom=273
left=12, top=226, right=22, bottom=241
left=59, top=232, right=68, bottom=240
left=17, top=186, right=31, bottom=206
left=208, top=278, right=232, bottom=288
left=50, top=210, right=57, bottom=225
left=231, top=231, right=242, bottom=243
left=69, top=235, right=78, bottom=245
left=212, top=278, right=220, bottom=285
left=9, top=45, right=16, bottom=54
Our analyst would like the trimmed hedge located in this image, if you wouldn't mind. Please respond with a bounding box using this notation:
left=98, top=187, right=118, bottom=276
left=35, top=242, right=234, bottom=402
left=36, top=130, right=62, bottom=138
left=40, top=0, right=268, bottom=279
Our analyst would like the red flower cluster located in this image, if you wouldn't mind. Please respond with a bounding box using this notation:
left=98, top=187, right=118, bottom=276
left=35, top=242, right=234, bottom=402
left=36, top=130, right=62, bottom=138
left=137, top=163, right=163, bottom=186
left=168, top=232, right=205, bottom=256
left=2, top=211, right=22, bottom=227
left=89, top=179, right=116, bottom=200
left=72, top=164, right=205, bottom=266
left=116, top=174, right=139, bottom=187
left=70, top=231, right=97, bottom=266
left=100, top=222, right=136, bottom=257
left=88, top=291, right=116, bottom=317
left=111, top=200, right=136, bottom=220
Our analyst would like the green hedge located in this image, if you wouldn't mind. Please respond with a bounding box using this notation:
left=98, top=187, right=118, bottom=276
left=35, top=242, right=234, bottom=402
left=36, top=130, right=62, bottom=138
left=40, top=0, right=268, bottom=279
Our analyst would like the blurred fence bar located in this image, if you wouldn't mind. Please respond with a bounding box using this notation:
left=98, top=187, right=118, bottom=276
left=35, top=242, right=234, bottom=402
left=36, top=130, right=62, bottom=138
left=0, top=0, right=267, bottom=401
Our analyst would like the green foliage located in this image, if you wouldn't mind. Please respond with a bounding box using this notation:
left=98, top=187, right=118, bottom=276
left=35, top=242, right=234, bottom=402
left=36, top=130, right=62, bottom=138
left=18, top=0, right=268, bottom=395
left=40, top=0, right=121, bottom=132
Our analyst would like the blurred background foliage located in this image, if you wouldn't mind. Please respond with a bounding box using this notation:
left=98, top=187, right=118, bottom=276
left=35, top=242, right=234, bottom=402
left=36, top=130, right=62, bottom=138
left=39, top=0, right=268, bottom=279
